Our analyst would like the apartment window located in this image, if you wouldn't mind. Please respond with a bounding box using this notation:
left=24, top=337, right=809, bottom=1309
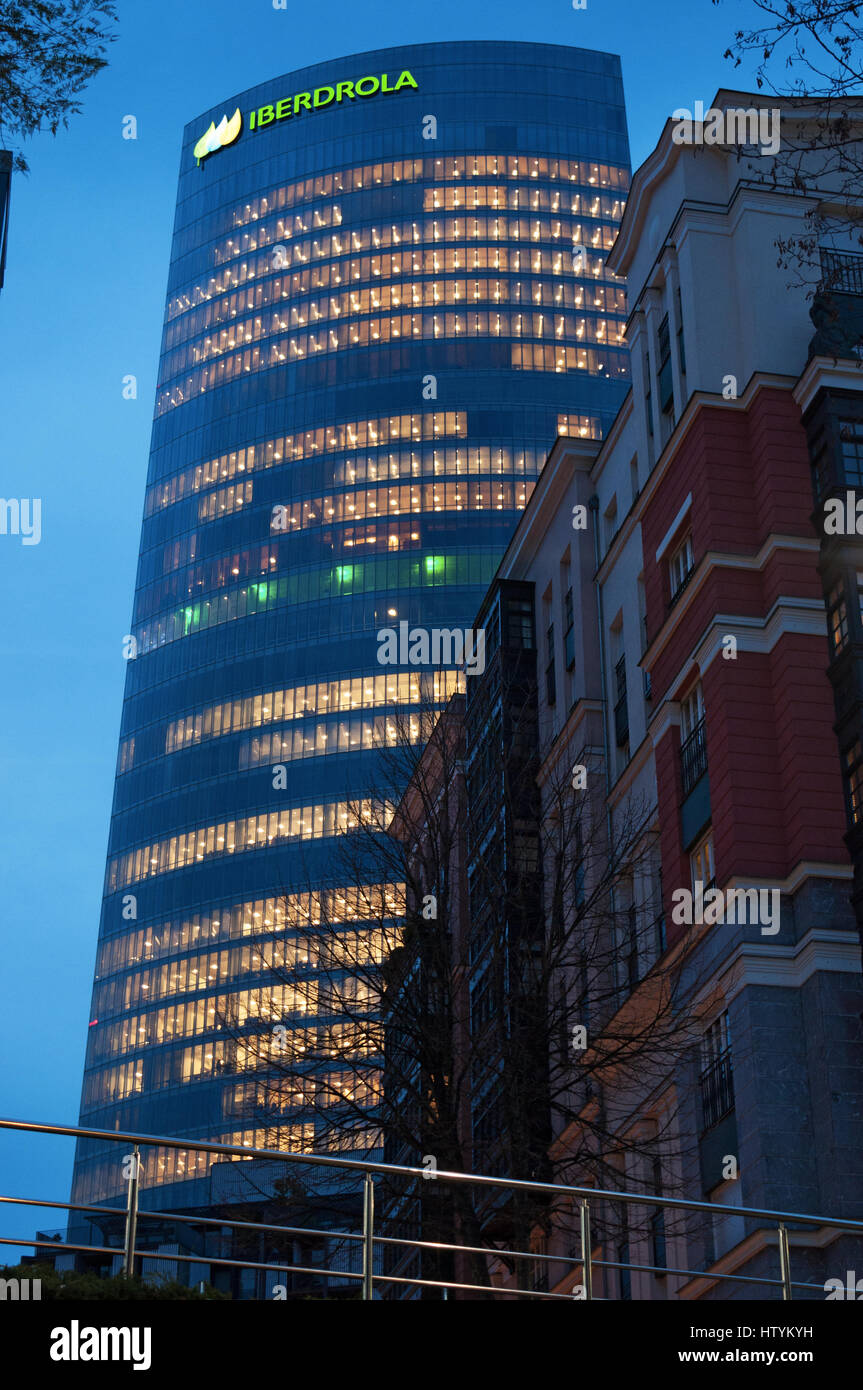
left=654, top=865, right=667, bottom=956
left=828, top=580, right=850, bottom=655
left=574, top=824, right=586, bottom=909
left=651, top=1157, right=667, bottom=1274
left=557, top=978, right=569, bottom=1061
left=470, top=967, right=494, bottom=1039
left=507, top=595, right=534, bottom=649
left=630, top=456, right=640, bottom=505
left=625, top=900, right=638, bottom=991
left=604, top=496, right=618, bottom=550
left=811, top=432, right=830, bottom=503
left=840, top=419, right=863, bottom=486
left=637, top=575, right=648, bottom=653
left=658, top=312, right=673, bottom=418
left=546, top=621, right=556, bottom=706
left=618, top=1239, right=632, bottom=1300
left=676, top=284, right=686, bottom=377
left=844, top=740, right=863, bottom=826
left=577, top=947, right=590, bottom=1025
left=668, top=533, right=694, bottom=603
left=700, top=1011, right=734, bottom=1131
left=644, top=353, right=653, bottom=439
left=564, top=587, right=575, bottom=671
left=680, top=682, right=704, bottom=740
left=531, top=1233, right=549, bottom=1292
left=614, top=653, right=629, bottom=747
left=680, top=682, right=707, bottom=794
left=690, top=830, right=714, bottom=891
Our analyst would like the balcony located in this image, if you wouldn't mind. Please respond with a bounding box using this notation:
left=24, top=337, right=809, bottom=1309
left=820, top=248, right=863, bottom=296
left=810, top=250, right=863, bottom=359
left=699, top=1047, right=734, bottom=1132
left=680, top=716, right=707, bottom=796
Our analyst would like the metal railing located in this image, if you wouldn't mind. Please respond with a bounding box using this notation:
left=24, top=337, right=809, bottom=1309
left=820, top=248, right=863, bottom=296
left=680, top=716, right=708, bottom=795
left=699, top=1047, right=734, bottom=1131
left=1, top=1116, right=862, bottom=1301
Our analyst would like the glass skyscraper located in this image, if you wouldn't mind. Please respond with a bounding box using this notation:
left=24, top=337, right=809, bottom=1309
left=71, top=40, right=630, bottom=1215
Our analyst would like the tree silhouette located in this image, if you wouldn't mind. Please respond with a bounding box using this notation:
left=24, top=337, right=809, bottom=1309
left=0, top=1, right=118, bottom=172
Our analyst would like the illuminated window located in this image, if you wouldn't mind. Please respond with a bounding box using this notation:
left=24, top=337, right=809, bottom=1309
left=668, top=534, right=694, bottom=603
left=828, top=579, right=850, bottom=654
left=844, top=741, right=863, bottom=826
left=690, top=831, right=715, bottom=891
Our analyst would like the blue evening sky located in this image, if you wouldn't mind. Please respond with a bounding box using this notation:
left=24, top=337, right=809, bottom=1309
left=0, top=0, right=759, bottom=1243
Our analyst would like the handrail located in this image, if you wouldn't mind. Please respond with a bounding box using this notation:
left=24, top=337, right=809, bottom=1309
left=2, top=1115, right=860, bottom=1229
left=2, top=1115, right=862, bottom=1301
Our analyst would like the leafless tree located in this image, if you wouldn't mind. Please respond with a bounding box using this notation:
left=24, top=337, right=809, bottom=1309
left=713, top=0, right=863, bottom=303
left=212, top=674, right=717, bottom=1297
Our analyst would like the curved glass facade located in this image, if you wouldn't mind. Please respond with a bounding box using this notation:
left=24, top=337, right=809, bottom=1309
left=72, top=40, right=630, bottom=1209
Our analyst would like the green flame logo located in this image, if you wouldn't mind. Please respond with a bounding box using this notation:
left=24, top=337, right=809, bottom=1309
left=193, top=108, right=242, bottom=164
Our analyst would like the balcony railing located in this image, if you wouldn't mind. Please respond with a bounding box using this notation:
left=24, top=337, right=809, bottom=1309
left=820, top=248, right=863, bottom=296
left=699, top=1047, right=734, bottom=1131
left=680, top=716, right=708, bottom=795
left=668, top=564, right=696, bottom=610
left=1, top=1115, right=862, bottom=1300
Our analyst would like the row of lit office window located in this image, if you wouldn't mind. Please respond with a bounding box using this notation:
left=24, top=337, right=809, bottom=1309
left=89, top=1018, right=381, bottom=1091
left=142, top=434, right=591, bottom=573
left=220, top=183, right=621, bottom=257
left=84, top=1021, right=381, bottom=1106
left=216, top=153, right=629, bottom=239
left=166, top=273, right=627, bottom=350
left=198, top=473, right=534, bottom=529
left=95, top=886, right=404, bottom=976
left=160, top=300, right=623, bottom=387
left=272, top=477, right=536, bottom=529
left=141, top=479, right=533, bottom=613
left=211, top=181, right=622, bottom=267
left=141, top=445, right=551, bottom=570
left=168, top=260, right=625, bottom=353
left=137, top=672, right=459, bottom=762
left=75, top=1126, right=317, bottom=1199
left=424, top=185, right=623, bottom=215
left=145, top=411, right=466, bottom=516
left=75, top=1122, right=381, bottom=1203
left=146, top=424, right=563, bottom=520
left=158, top=325, right=622, bottom=414
left=210, top=211, right=618, bottom=271
left=90, top=977, right=379, bottom=1065
left=167, top=297, right=620, bottom=377
left=93, top=928, right=398, bottom=1019
left=196, top=479, right=253, bottom=523
left=133, top=551, right=501, bottom=653
left=145, top=491, right=541, bottom=613
left=227, top=1071, right=382, bottom=1115
left=170, top=243, right=623, bottom=325
left=237, top=712, right=426, bottom=768
left=90, top=985, right=309, bottom=1063
left=106, top=798, right=386, bottom=891
left=513, top=342, right=627, bottom=375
